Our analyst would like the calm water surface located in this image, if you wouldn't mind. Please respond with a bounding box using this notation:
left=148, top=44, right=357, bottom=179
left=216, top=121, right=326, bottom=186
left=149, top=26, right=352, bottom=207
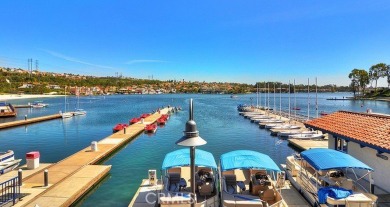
left=0, top=93, right=389, bottom=206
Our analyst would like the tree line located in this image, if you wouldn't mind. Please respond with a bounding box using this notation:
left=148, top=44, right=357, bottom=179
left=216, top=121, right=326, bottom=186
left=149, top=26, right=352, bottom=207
left=348, top=63, right=389, bottom=97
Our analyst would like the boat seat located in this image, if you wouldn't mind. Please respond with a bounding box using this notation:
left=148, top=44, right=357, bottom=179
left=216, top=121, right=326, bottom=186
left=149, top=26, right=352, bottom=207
left=224, top=174, right=237, bottom=194
left=199, top=182, right=213, bottom=196
left=260, top=188, right=275, bottom=201
left=168, top=173, right=181, bottom=192
left=340, top=179, right=354, bottom=190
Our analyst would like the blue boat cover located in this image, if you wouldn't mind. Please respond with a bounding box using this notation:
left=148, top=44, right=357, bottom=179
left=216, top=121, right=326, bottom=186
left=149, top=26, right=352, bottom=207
left=220, top=150, right=280, bottom=172
left=301, top=148, right=373, bottom=171
left=318, top=187, right=353, bottom=204
left=161, top=149, right=217, bottom=170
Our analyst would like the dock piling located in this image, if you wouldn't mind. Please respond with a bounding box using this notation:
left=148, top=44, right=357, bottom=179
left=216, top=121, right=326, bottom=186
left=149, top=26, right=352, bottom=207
left=18, top=169, right=22, bottom=186
left=44, top=169, right=48, bottom=187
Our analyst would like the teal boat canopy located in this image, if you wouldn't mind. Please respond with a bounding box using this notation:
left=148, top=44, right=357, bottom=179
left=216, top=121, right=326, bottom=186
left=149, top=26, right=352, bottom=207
left=162, top=149, right=217, bottom=170
left=220, top=150, right=281, bottom=172
left=301, top=148, right=373, bottom=171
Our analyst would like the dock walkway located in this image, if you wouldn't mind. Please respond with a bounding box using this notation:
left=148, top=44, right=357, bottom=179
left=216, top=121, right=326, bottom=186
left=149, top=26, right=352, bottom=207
left=10, top=107, right=172, bottom=207
left=0, top=114, right=62, bottom=130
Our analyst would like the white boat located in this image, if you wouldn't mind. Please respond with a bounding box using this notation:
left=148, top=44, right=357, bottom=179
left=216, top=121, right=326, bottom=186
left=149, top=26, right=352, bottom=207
left=74, top=87, right=86, bottom=116
left=258, top=119, right=284, bottom=124
left=31, top=101, right=48, bottom=108
left=73, top=109, right=86, bottom=116
left=265, top=123, right=284, bottom=129
left=61, top=86, right=73, bottom=119
left=220, top=150, right=284, bottom=207
left=271, top=124, right=300, bottom=130
left=0, top=150, right=22, bottom=175
left=288, top=133, right=324, bottom=139
left=130, top=149, right=220, bottom=206
left=277, top=130, right=315, bottom=137
left=284, top=149, right=377, bottom=206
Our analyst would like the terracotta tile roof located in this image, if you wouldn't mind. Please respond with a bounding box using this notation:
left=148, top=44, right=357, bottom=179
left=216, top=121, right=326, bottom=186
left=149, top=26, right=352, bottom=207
left=305, top=111, right=390, bottom=152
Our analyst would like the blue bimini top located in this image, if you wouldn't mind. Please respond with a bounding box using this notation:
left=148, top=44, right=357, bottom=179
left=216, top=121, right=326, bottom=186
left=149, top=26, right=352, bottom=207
left=220, top=150, right=280, bottom=172
left=300, top=148, right=373, bottom=171
left=161, top=149, right=217, bottom=170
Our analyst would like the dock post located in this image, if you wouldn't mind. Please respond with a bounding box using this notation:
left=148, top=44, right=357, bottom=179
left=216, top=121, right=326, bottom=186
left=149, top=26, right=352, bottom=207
left=44, top=169, right=49, bottom=187
left=24, top=115, right=27, bottom=120
left=124, top=127, right=126, bottom=134
left=18, top=169, right=22, bottom=186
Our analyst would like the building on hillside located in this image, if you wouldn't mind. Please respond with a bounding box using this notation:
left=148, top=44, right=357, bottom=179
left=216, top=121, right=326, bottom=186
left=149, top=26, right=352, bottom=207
left=305, top=110, right=390, bottom=194
left=18, top=83, right=33, bottom=89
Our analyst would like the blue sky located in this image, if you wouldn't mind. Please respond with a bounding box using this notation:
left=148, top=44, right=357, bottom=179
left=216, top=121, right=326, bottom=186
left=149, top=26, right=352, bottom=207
left=1, top=1, right=390, bottom=86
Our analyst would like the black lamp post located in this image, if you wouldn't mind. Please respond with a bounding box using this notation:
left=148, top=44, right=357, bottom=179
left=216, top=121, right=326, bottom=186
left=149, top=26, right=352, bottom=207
left=175, top=99, right=206, bottom=207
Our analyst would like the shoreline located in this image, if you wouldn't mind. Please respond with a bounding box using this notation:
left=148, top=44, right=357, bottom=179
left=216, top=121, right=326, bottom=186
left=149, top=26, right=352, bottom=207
left=0, top=94, right=65, bottom=101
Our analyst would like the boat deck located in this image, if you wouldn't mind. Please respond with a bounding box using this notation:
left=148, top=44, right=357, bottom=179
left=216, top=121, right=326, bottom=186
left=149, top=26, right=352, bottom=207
left=5, top=107, right=172, bottom=207
left=288, top=138, right=328, bottom=151
left=281, top=180, right=310, bottom=207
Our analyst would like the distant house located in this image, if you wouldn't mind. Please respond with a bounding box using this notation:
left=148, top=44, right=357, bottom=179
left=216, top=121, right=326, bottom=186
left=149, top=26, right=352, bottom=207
left=47, top=85, right=61, bottom=90
left=305, top=111, right=390, bottom=194
left=18, top=83, right=33, bottom=89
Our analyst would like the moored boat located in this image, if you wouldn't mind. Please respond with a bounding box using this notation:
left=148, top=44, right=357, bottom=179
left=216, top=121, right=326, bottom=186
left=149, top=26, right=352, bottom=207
left=73, top=108, right=87, bottom=116
left=144, top=124, right=157, bottom=133
left=0, top=102, right=17, bottom=117
left=112, top=123, right=128, bottom=133
left=288, top=133, right=324, bottom=139
left=220, top=150, right=284, bottom=207
left=156, top=117, right=167, bottom=125
left=0, top=150, right=22, bottom=175
left=271, top=124, right=300, bottom=130
left=277, top=130, right=315, bottom=137
left=129, top=117, right=141, bottom=125
left=140, top=113, right=151, bottom=119
left=130, top=149, right=219, bottom=206
left=284, top=148, right=377, bottom=206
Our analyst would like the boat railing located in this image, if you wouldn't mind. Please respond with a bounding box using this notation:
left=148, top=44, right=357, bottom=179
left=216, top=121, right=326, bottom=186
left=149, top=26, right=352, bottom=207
left=8, top=104, right=15, bottom=112
left=0, top=176, right=20, bottom=206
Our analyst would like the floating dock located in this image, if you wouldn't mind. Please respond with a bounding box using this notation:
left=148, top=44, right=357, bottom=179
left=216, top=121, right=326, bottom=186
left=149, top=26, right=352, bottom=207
left=14, top=105, right=32, bottom=108
left=5, top=107, right=173, bottom=207
left=0, top=114, right=62, bottom=130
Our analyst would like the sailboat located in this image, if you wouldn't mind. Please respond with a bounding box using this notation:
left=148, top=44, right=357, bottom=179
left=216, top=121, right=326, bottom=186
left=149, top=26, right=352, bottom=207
left=73, top=87, right=86, bottom=116
left=61, top=86, right=73, bottom=119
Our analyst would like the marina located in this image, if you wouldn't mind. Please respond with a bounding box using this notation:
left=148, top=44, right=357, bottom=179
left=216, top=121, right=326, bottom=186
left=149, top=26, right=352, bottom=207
left=0, top=93, right=389, bottom=206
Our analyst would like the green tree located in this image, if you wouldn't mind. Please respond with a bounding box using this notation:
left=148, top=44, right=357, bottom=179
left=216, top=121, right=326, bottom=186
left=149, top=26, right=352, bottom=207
left=369, top=63, right=387, bottom=92
left=349, top=69, right=369, bottom=96
left=386, top=64, right=390, bottom=88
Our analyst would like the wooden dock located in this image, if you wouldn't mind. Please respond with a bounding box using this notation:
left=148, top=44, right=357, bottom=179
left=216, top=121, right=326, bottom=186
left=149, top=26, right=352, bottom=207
left=7, top=107, right=173, bottom=207
left=0, top=114, right=62, bottom=130
left=14, top=105, right=32, bottom=108
left=281, top=180, right=310, bottom=207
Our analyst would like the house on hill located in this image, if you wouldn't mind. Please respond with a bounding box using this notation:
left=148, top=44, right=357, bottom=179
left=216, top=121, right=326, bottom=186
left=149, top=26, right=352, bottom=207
left=305, top=110, right=390, bottom=194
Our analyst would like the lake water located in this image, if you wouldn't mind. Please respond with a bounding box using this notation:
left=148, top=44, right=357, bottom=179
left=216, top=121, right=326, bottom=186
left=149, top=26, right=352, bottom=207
left=0, top=93, right=389, bottom=206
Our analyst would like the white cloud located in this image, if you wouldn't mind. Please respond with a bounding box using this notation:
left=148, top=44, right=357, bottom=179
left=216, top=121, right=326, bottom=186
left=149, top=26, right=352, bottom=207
left=42, top=49, right=114, bottom=69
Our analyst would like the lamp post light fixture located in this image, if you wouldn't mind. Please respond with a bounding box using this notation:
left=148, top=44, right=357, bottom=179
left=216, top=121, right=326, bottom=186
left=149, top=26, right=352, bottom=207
left=175, top=99, right=206, bottom=207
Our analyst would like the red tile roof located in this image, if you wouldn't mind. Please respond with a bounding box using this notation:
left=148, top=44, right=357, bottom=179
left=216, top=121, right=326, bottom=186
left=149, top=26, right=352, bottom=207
left=305, top=111, right=390, bottom=152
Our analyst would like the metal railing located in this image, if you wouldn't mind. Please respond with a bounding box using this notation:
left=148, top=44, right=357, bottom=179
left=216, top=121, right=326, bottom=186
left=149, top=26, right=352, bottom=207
left=0, top=177, right=20, bottom=206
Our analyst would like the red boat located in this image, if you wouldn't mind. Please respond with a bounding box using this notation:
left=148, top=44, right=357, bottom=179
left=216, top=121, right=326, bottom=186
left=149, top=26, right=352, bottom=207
left=129, top=117, right=141, bottom=125
left=157, top=117, right=167, bottom=125
left=113, top=123, right=128, bottom=133
left=292, top=107, right=301, bottom=110
left=160, top=114, right=170, bottom=120
left=145, top=124, right=157, bottom=133
left=140, top=113, right=151, bottom=119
